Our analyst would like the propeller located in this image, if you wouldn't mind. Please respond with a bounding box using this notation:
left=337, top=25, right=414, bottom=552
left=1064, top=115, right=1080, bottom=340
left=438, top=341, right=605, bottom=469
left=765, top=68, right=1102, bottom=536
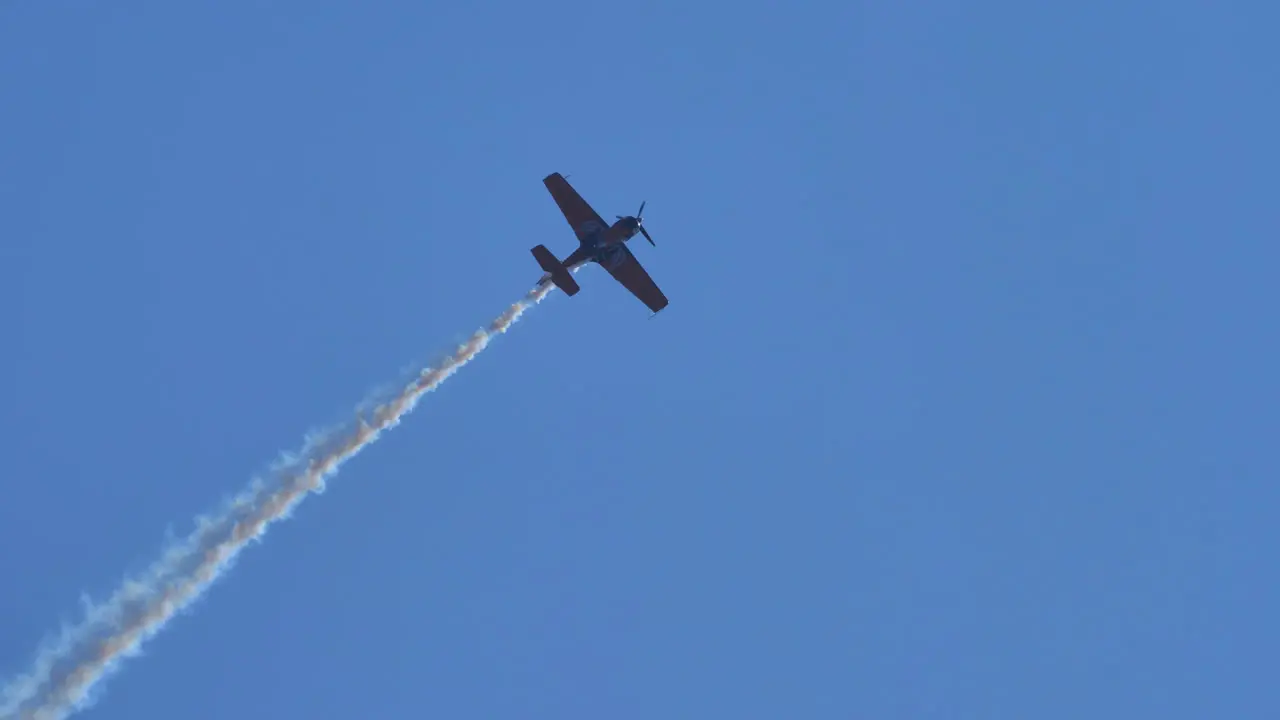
left=617, top=201, right=655, bottom=246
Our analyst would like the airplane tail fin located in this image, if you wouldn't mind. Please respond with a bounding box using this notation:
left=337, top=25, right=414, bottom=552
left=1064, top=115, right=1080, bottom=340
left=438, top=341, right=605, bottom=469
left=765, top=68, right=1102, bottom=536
left=531, top=245, right=580, bottom=296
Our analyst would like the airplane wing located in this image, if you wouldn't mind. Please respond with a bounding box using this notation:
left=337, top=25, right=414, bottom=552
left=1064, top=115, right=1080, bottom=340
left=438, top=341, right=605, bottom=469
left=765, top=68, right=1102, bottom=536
left=543, top=172, right=608, bottom=241
left=601, top=243, right=669, bottom=313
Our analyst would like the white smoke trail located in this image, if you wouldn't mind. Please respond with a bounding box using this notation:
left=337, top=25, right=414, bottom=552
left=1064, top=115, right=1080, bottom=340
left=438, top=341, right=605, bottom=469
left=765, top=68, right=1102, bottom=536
left=1, top=281, right=556, bottom=720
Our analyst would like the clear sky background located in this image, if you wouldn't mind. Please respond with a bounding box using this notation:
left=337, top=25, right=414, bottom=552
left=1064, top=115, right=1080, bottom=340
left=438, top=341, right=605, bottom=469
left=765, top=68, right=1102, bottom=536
left=2, top=1, right=1277, bottom=718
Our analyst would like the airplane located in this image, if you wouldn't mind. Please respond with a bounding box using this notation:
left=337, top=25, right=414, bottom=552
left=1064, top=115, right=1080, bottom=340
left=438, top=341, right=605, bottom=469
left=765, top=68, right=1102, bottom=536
left=531, top=172, right=669, bottom=314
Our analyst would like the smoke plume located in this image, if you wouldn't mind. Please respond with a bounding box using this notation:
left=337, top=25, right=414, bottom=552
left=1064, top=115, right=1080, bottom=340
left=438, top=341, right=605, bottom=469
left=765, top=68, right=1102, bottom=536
left=1, top=282, right=555, bottom=720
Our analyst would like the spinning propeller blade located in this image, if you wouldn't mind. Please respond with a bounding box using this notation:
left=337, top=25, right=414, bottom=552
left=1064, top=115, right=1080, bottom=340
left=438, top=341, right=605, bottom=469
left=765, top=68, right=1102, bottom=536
left=618, top=201, right=654, bottom=245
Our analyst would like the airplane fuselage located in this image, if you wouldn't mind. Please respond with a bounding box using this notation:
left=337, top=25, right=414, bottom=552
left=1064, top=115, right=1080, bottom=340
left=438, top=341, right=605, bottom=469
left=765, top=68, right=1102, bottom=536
left=584, top=218, right=639, bottom=248
left=561, top=217, right=641, bottom=270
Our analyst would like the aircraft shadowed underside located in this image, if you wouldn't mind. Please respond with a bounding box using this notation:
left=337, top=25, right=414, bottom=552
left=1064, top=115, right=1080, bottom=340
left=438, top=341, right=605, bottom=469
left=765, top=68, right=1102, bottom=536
left=531, top=172, right=668, bottom=314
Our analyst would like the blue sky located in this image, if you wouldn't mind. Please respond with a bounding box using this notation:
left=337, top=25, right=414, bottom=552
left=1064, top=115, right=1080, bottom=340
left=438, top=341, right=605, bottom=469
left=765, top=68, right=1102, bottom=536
left=2, top=1, right=1277, bottom=717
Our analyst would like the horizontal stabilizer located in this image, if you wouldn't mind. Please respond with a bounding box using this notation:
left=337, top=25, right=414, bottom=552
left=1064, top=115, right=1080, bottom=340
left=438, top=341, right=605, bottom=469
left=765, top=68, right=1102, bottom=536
left=531, top=244, right=580, bottom=296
